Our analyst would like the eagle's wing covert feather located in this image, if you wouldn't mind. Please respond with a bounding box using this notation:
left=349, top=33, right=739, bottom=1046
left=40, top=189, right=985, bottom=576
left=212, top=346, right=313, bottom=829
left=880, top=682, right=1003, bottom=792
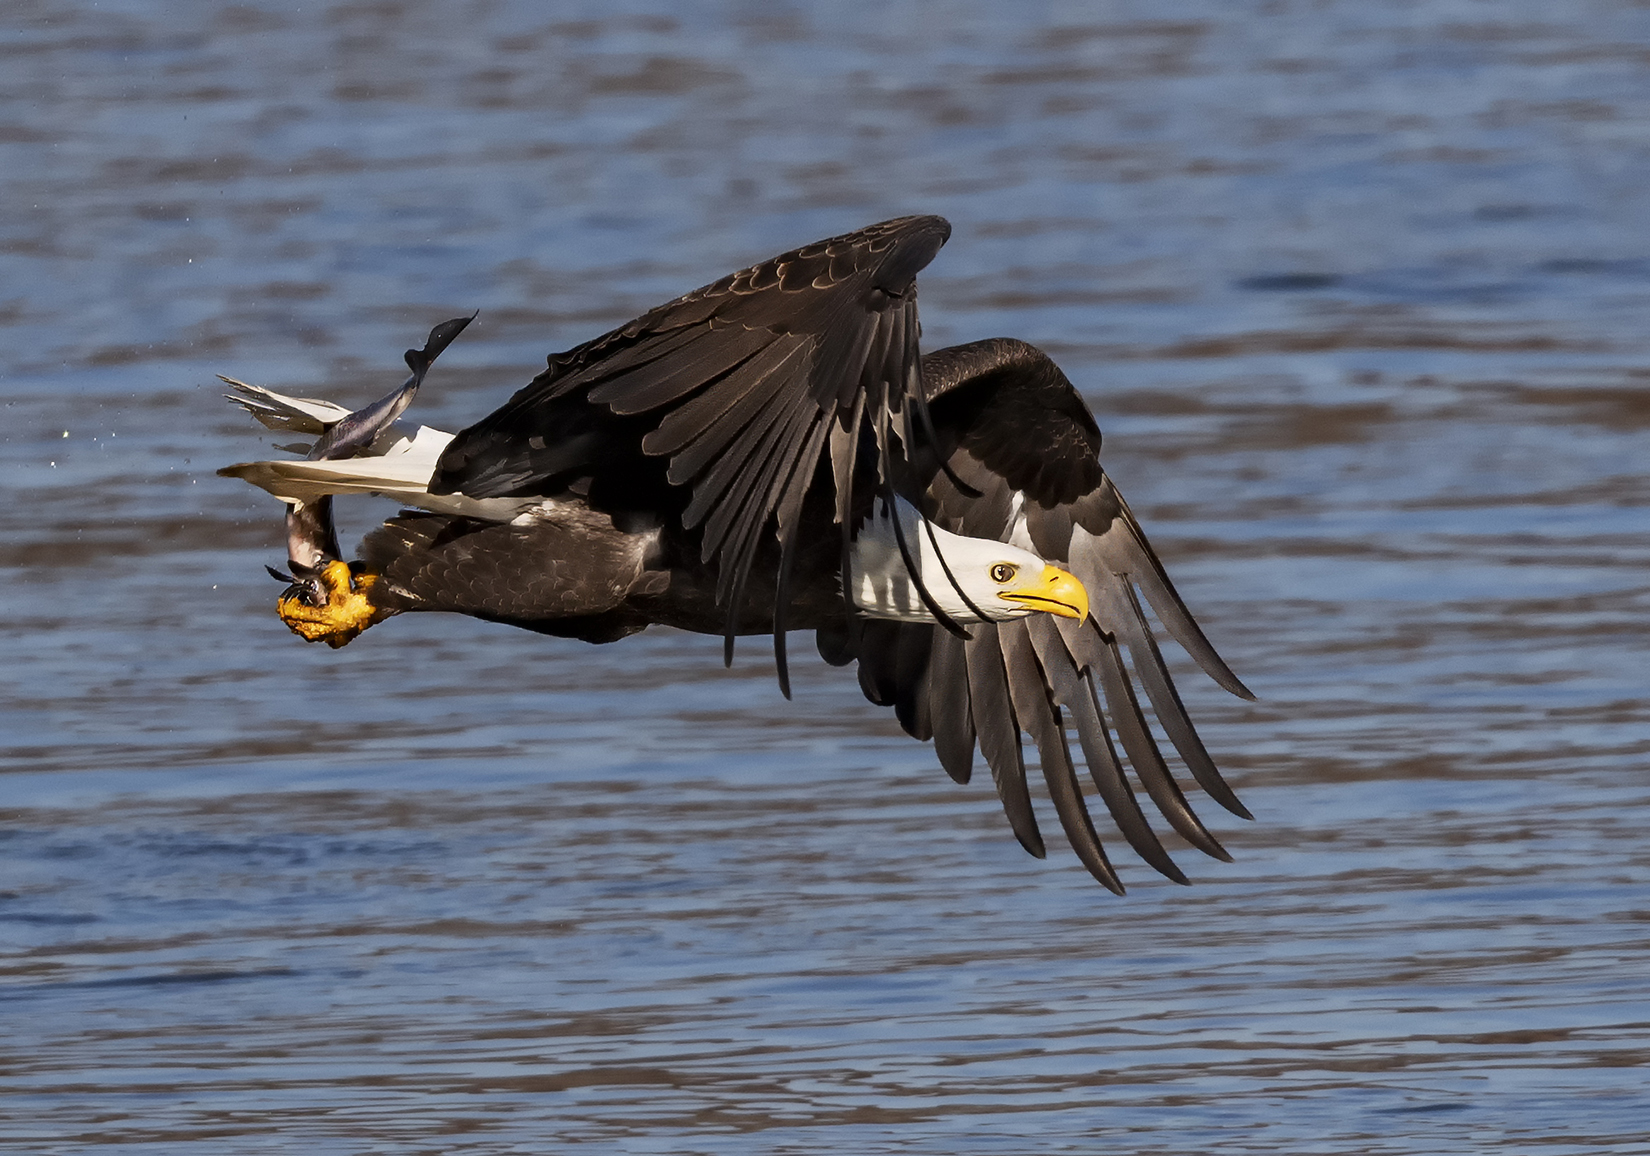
left=430, top=216, right=955, bottom=691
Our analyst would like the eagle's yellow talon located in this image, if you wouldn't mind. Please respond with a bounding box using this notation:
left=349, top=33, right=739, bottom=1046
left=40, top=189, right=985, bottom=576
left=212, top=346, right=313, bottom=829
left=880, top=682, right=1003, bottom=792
left=277, top=559, right=386, bottom=648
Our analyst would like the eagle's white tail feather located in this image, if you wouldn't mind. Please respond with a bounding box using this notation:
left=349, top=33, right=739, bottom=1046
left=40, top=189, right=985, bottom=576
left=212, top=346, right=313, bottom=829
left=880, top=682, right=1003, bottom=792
left=220, top=422, right=534, bottom=522
left=223, top=424, right=450, bottom=501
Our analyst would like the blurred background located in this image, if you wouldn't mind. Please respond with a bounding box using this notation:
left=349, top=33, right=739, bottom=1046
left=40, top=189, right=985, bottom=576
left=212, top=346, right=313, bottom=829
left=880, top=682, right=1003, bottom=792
left=3, top=1, right=1649, bottom=1152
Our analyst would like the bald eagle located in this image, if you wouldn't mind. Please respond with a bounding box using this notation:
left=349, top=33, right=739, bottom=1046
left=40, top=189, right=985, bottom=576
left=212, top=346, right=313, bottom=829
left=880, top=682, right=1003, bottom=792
left=221, top=216, right=1255, bottom=893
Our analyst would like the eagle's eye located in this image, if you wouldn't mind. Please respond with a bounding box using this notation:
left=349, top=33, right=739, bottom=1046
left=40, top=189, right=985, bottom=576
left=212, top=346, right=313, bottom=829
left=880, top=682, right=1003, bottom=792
left=990, top=562, right=1018, bottom=583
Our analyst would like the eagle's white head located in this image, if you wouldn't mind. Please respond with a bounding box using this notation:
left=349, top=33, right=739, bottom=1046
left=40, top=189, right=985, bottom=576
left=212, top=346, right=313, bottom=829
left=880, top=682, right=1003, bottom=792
left=849, top=498, right=1089, bottom=625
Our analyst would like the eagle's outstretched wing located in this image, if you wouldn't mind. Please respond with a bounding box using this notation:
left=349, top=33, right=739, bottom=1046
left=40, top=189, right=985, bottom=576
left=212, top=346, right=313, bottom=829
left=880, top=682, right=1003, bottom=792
left=830, top=339, right=1254, bottom=893
left=429, top=216, right=955, bottom=691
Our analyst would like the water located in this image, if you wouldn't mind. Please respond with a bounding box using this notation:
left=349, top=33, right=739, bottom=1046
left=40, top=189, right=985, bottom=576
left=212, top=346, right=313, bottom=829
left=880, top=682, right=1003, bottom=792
left=3, top=1, right=1650, bottom=1151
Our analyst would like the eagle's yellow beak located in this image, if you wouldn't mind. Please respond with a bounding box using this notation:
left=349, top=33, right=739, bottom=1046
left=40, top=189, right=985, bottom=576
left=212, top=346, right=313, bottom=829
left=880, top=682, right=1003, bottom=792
left=998, top=564, right=1090, bottom=621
